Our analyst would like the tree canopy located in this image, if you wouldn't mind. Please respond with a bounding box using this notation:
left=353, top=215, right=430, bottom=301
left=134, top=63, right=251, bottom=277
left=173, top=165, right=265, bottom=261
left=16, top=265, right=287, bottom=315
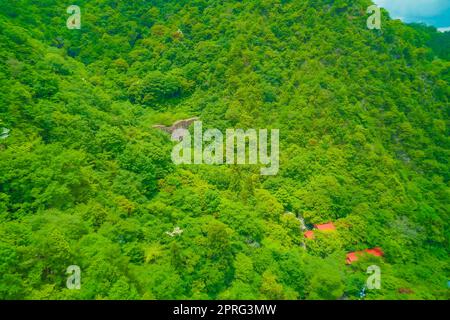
left=0, top=0, right=448, bottom=300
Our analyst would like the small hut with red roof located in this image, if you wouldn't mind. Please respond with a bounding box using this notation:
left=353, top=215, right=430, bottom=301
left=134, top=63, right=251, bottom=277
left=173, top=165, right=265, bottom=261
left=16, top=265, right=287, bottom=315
left=346, top=247, right=384, bottom=264
left=303, top=222, right=336, bottom=239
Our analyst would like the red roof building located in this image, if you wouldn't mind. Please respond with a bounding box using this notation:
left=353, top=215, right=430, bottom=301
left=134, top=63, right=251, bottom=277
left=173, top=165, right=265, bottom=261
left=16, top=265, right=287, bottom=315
left=346, top=247, right=384, bottom=264
left=304, top=222, right=336, bottom=240
left=304, top=230, right=315, bottom=239
left=315, top=222, right=336, bottom=231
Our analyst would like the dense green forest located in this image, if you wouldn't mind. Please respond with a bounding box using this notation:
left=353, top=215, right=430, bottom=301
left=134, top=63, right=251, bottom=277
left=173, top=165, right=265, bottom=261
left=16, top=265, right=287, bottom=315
left=0, top=0, right=448, bottom=300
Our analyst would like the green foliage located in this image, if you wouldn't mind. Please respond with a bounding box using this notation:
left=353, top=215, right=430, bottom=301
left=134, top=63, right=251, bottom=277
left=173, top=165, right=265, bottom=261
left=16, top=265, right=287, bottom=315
left=0, top=0, right=448, bottom=300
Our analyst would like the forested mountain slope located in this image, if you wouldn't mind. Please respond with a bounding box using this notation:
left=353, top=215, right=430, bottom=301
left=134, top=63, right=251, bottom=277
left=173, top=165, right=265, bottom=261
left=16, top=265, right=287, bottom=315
left=0, top=0, right=448, bottom=299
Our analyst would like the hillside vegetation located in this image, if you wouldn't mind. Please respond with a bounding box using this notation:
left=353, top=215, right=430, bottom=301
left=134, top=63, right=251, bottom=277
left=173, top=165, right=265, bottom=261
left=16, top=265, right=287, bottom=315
left=0, top=0, right=448, bottom=299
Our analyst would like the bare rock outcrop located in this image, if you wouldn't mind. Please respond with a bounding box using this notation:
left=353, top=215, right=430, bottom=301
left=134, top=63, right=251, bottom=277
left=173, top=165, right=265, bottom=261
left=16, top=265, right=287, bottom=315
left=152, top=117, right=199, bottom=135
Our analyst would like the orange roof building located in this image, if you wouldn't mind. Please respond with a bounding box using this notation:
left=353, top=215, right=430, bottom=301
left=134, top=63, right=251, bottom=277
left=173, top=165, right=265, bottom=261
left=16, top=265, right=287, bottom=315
left=303, top=222, right=336, bottom=239
left=315, top=222, right=336, bottom=231
left=346, top=247, right=384, bottom=264
left=304, top=230, right=315, bottom=239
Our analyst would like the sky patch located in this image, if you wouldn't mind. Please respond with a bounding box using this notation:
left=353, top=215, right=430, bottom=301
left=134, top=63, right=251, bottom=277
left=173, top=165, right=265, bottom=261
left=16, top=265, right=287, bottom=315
left=374, top=0, right=450, bottom=31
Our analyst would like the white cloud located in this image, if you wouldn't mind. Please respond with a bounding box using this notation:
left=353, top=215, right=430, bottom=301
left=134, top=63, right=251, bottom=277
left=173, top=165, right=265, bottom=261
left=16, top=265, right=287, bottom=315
left=438, top=26, right=450, bottom=32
